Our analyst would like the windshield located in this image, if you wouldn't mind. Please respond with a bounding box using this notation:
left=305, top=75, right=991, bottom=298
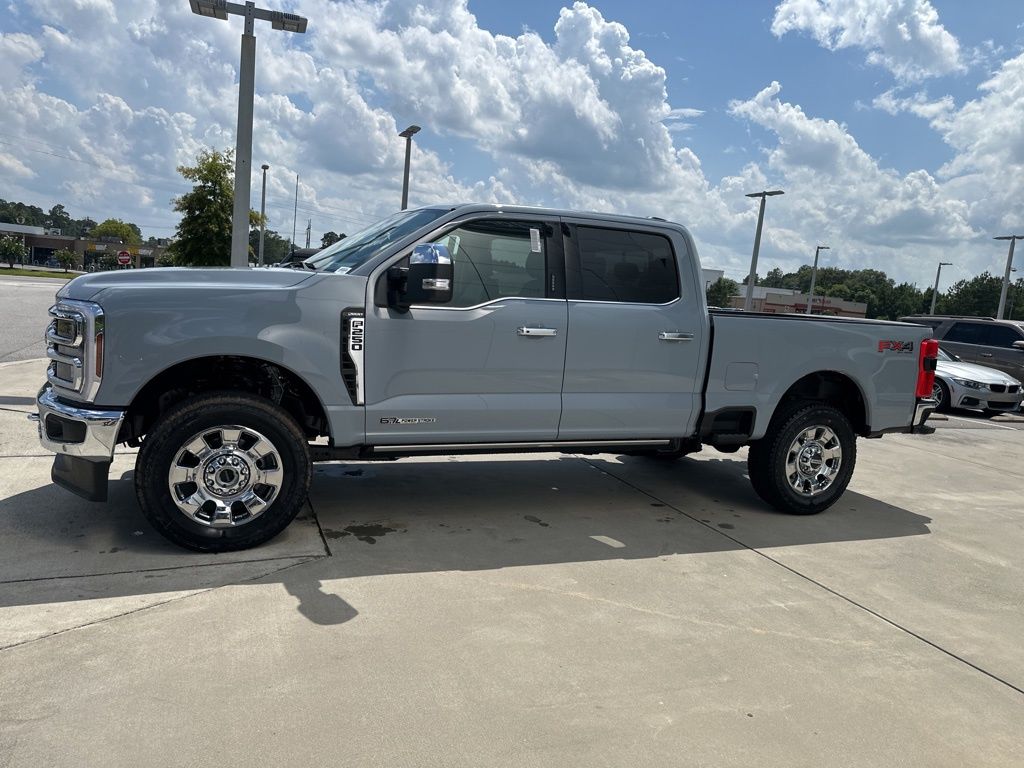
left=937, top=347, right=954, bottom=362
left=306, top=208, right=449, bottom=273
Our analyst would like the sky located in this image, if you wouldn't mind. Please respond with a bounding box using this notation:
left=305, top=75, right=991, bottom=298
left=1, top=0, right=1023, bottom=287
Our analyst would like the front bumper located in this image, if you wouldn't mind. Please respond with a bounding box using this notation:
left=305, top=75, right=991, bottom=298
left=29, top=384, right=125, bottom=501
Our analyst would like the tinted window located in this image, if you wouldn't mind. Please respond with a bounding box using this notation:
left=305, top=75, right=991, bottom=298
left=576, top=227, right=679, bottom=304
left=944, top=322, right=989, bottom=344
left=310, top=208, right=448, bottom=273
left=984, top=324, right=1024, bottom=348
left=425, top=220, right=547, bottom=307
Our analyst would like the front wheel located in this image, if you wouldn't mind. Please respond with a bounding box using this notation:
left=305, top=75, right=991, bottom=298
left=747, top=403, right=856, bottom=515
left=135, top=392, right=312, bottom=552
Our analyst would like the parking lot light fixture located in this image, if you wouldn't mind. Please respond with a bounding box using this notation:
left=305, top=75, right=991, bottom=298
left=994, top=235, right=1023, bottom=319
left=188, top=0, right=309, bottom=269
left=399, top=125, right=421, bottom=210
left=806, top=245, right=830, bottom=315
left=743, top=190, right=784, bottom=311
left=930, top=261, right=953, bottom=315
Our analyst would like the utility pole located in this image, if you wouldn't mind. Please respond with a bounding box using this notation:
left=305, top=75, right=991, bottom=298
left=805, top=244, right=829, bottom=315
left=399, top=125, right=420, bottom=210
left=743, top=190, right=784, bottom=311
left=258, top=163, right=269, bottom=266
left=188, top=0, right=308, bottom=268
left=994, top=235, right=1022, bottom=319
left=304, top=218, right=311, bottom=249
left=929, top=261, right=952, bottom=315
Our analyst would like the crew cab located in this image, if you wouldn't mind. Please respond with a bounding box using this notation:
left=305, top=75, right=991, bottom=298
left=33, top=204, right=939, bottom=551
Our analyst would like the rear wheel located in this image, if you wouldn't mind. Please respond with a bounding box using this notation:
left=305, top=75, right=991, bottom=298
left=135, top=392, right=311, bottom=552
left=932, top=379, right=950, bottom=413
left=747, top=402, right=856, bottom=515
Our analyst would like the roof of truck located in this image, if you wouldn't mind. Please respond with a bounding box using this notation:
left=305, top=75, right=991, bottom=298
left=424, top=203, right=689, bottom=232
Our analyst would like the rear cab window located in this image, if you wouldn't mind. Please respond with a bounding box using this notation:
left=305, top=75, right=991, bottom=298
left=569, top=226, right=680, bottom=304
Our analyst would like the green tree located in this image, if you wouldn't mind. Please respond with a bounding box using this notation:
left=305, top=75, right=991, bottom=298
left=321, top=231, right=344, bottom=248
left=169, top=148, right=236, bottom=266
left=248, top=227, right=291, bottom=264
left=0, top=234, right=28, bottom=268
left=761, top=267, right=786, bottom=288
left=942, top=272, right=1004, bottom=317
left=54, top=247, right=77, bottom=273
left=89, top=218, right=142, bottom=245
left=706, top=277, right=739, bottom=307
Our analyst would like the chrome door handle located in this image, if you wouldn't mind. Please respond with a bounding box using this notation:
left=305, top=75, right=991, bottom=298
left=517, top=327, right=558, bottom=337
left=980, top=352, right=993, bottom=358
left=658, top=331, right=694, bottom=342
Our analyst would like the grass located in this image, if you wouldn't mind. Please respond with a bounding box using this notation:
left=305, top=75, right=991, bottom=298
left=0, top=268, right=73, bottom=280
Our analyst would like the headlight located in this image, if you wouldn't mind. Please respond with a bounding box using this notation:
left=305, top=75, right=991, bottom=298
left=46, top=300, right=105, bottom=401
left=952, top=378, right=987, bottom=390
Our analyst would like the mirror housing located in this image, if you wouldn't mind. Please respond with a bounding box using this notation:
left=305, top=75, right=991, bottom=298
left=1012, top=340, right=1024, bottom=351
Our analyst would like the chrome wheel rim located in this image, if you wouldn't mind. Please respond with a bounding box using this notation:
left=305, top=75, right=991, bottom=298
left=785, top=425, right=842, bottom=497
left=167, top=425, right=283, bottom=527
left=931, top=381, right=944, bottom=408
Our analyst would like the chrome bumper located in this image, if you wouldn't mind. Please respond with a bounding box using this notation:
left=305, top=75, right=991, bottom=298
left=30, top=384, right=125, bottom=461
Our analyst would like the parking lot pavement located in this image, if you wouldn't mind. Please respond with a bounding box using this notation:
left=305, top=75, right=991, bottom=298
left=0, top=279, right=61, bottom=363
left=2, top=359, right=1023, bottom=766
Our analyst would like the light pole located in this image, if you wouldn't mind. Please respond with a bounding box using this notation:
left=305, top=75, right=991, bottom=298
left=743, top=190, right=784, bottom=311
left=188, top=0, right=308, bottom=269
left=399, top=125, right=421, bottom=210
left=994, top=235, right=1022, bottom=319
left=258, top=163, right=269, bottom=266
left=929, top=261, right=952, bottom=315
left=805, top=244, right=829, bottom=315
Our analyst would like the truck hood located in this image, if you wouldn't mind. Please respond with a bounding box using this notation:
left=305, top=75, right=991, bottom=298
left=937, top=360, right=1021, bottom=386
left=58, top=267, right=317, bottom=302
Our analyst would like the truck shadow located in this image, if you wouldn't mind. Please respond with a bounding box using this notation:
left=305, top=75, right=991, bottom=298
left=0, top=454, right=931, bottom=620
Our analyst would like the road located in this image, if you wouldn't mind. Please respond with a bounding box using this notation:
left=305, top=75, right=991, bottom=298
left=1, top=351, right=1023, bottom=765
left=0, top=276, right=64, bottom=363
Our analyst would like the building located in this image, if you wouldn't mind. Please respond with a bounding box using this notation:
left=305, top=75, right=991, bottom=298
left=728, top=286, right=867, bottom=318
left=0, top=221, right=169, bottom=269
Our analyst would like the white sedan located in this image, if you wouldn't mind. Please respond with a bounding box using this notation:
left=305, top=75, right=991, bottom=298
left=933, top=347, right=1023, bottom=416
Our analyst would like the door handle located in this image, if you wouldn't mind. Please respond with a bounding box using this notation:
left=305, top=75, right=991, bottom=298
left=517, top=327, right=558, bottom=337
left=980, top=352, right=993, bottom=358
left=658, top=331, right=694, bottom=342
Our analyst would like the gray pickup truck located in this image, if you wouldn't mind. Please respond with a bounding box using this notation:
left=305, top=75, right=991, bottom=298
left=34, top=204, right=939, bottom=551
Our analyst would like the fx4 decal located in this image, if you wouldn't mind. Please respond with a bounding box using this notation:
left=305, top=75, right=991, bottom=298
left=380, top=417, right=438, bottom=425
left=878, top=340, right=915, bottom=353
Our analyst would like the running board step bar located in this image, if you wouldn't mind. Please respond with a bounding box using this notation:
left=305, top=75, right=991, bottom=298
left=309, top=439, right=678, bottom=462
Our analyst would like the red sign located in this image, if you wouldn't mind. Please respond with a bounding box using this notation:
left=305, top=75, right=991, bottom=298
left=117, top=250, right=132, bottom=265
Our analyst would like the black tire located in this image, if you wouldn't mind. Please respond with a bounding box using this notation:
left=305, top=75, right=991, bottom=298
left=932, top=379, right=951, bottom=413
left=747, top=402, right=856, bottom=516
left=135, top=392, right=311, bottom=552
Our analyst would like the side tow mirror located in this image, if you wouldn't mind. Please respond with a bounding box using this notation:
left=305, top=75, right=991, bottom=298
left=1012, top=340, right=1024, bottom=351
left=404, top=243, right=453, bottom=305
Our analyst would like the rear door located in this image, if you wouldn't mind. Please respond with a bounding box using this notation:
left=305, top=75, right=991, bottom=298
left=362, top=215, right=568, bottom=443
left=558, top=220, right=706, bottom=439
left=978, top=324, right=1024, bottom=380
left=940, top=321, right=991, bottom=365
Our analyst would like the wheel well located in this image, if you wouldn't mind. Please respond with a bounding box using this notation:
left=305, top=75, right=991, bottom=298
left=122, top=356, right=329, bottom=443
left=777, top=371, right=868, bottom=436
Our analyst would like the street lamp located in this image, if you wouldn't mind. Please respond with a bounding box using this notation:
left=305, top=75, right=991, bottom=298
left=994, top=235, right=1023, bottom=319
left=399, top=125, right=421, bottom=210
left=188, top=0, right=308, bottom=268
left=258, top=163, right=269, bottom=266
left=805, top=245, right=829, bottom=315
left=929, top=261, right=952, bottom=315
left=743, top=190, right=784, bottom=311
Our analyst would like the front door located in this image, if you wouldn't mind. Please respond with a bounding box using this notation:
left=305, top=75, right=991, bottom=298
left=363, top=216, right=567, bottom=444
left=558, top=220, right=706, bottom=439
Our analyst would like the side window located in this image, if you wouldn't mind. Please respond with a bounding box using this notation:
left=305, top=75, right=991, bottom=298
left=427, top=220, right=547, bottom=307
left=944, top=322, right=988, bottom=344
left=575, top=227, right=679, bottom=304
left=982, top=325, right=1024, bottom=348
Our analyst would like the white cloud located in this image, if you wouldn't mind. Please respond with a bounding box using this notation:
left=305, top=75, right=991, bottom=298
left=771, top=0, right=964, bottom=82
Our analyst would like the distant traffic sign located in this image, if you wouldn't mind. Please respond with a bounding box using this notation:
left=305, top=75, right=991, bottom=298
left=117, top=251, right=132, bottom=266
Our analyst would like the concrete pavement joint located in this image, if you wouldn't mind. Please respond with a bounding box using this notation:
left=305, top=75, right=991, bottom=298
left=0, top=554, right=324, bottom=586
left=578, top=456, right=1024, bottom=699
left=0, top=557, right=319, bottom=653
left=305, top=495, right=334, bottom=557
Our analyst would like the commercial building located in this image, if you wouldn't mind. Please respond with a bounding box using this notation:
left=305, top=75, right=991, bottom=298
left=728, top=286, right=867, bottom=318
left=0, top=221, right=168, bottom=269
